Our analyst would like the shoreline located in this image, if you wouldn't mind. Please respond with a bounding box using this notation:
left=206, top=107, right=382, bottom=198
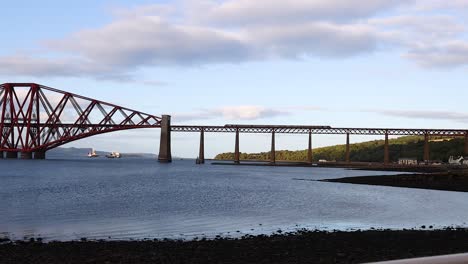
left=3, top=228, right=468, bottom=263
left=211, top=159, right=468, bottom=193
left=210, top=160, right=451, bottom=173
left=320, top=171, right=468, bottom=192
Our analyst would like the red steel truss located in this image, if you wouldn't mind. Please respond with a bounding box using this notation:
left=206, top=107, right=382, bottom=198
left=0, top=83, right=161, bottom=154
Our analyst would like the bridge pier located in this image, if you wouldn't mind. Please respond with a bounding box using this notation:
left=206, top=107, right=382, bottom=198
left=234, top=129, right=240, bottom=164
left=345, top=133, right=350, bottom=163
left=384, top=132, right=389, bottom=164
left=464, top=132, right=468, bottom=156
left=20, top=152, right=33, bottom=159
left=198, top=129, right=205, bottom=164
left=5, top=151, right=18, bottom=159
left=307, top=131, right=313, bottom=164
left=424, top=133, right=430, bottom=163
left=34, top=151, right=46, bottom=160
left=270, top=130, right=276, bottom=164
left=0, top=151, right=3, bottom=159
left=158, top=115, right=172, bottom=163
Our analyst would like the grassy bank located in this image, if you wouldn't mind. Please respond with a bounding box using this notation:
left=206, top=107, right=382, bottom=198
left=215, top=136, right=466, bottom=163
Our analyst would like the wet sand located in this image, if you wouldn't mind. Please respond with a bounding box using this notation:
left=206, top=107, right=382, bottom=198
left=321, top=171, right=468, bottom=192
left=2, top=229, right=468, bottom=263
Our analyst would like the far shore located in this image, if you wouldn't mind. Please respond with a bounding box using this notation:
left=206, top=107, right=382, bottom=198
left=211, top=159, right=468, bottom=193
left=210, top=159, right=451, bottom=173
left=319, top=171, right=468, bottom=193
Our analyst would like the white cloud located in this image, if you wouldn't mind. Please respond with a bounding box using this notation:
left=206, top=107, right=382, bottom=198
left=173, top=105, right=322, bottom=122
left=369, top=15, right=464, bottom=43
left=405, top=41, right=468, bottom=68
left=220, top=106, right=288, bottom=120
left=372, top=109, right=468, bottom=123
left=46, top=16, right=251, bottom=68
left=0, top=55, right=93, bottom=77
left=174, top=105, right=289, bottom=121
left=247, top=22, right=377, bottom=58
left=139, top=80, right=168, bottom=86
left=1, top=0, right=468, bottom=80
left=187, top=0, right=408, bottom=25
left=409, top=0, right=468, bottom=11
left=368, top=15, right=468, bottom=68
left=110, top=4, right=175, bottom=18
left=0, top=54, right=134, bottom=81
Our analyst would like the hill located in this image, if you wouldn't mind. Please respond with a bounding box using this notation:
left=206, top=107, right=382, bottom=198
left=214, top=136, right=466, bottom=163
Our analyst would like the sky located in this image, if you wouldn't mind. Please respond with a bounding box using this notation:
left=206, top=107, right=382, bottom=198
left=2, top=0, right=468, bottom=158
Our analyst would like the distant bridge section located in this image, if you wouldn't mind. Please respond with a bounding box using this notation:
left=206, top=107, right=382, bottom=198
left=171, top=124, right=468, bottom=165
left=173, top=125, right=468, bottom=136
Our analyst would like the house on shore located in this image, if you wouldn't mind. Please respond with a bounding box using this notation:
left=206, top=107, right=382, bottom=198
left=398, top=158, right=418, bottom=165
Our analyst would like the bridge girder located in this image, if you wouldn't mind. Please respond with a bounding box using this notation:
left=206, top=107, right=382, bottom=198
left=171, top=125, right=468, bottom=136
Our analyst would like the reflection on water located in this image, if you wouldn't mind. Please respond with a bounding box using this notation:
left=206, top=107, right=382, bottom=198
left=1, top=158, right=468, bottom=241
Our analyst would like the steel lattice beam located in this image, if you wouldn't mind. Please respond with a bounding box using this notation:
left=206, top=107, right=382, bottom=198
left=172, top=125, right=468, bottom=136
left=0, top=83, right=162, bottom=153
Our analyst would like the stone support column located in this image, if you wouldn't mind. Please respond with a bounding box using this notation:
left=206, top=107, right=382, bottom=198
left=307, top=131, right=313, bottom=164
left=34, top=151, right=46, bottom=160
left=270, top=130, right=276, bottom=164
left=158, top=115, right=172, bottom=163
left=234, top=129, right=240, bottom=164
left=198, top=129, right=205, bottom=164
left=20, top=152, right=33, bottom=159
left=384, top=132, right=390, bottom=164
left=424, top=133, right=430, bottom=162
left=6, top=151, right=18, bottom=159
left=345, top=133, right=350, bottom=163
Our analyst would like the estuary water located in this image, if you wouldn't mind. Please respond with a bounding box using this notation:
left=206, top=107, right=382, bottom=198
left=1, top=158, right=468, bottom=241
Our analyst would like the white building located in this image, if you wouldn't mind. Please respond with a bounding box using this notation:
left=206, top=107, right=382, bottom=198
left=398, top=158, right=418, bottom=165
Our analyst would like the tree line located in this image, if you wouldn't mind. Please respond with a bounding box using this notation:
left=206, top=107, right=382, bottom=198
left=214, top=136, right=466, bottom=162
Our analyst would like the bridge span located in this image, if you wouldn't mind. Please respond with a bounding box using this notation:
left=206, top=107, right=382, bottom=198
left=1, top=83, right=467, bottom=164
left=167, top=124, right=468, bottom=164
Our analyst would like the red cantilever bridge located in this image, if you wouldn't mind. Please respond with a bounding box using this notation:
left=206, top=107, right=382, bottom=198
left=1, top=83, right=468, bottom=163
left=0, top=83, right=162, bottom=159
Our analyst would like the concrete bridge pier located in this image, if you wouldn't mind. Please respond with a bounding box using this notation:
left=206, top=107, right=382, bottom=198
left=198, top=129, right=205, bottom=164
left=270, top=130, right=276, bottom=164
left=307, top=131, right=313, bottom=164
left=234, top=129, right=240, bottom=164
left=20, top=152, right=33, bottom=159
left=423, top=133, right=430, bottom=163
left=158, top=115, right=172, bottom=163
left=34, top=151, right=46, bottom=160
left=5, top=151, right=18, bottom=159
left=345, top=133, right=350, bottom=163
left=384, top=132, right=389, bottom=164
left=0, top=151, right=3, bottom=159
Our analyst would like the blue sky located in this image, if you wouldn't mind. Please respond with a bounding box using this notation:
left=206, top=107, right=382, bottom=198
left=2, top=0, right=468, bottom=158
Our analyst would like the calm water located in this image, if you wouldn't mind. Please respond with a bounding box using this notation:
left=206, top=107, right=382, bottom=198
left=1, top=158, right=468, bottom=241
